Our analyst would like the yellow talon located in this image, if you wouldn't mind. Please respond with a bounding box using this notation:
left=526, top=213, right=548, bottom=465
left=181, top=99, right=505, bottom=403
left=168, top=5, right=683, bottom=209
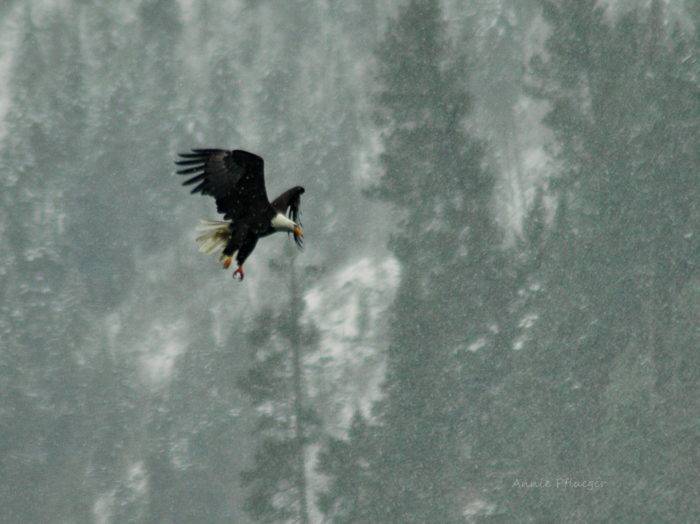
left=222, top=256, right=232, bottom=269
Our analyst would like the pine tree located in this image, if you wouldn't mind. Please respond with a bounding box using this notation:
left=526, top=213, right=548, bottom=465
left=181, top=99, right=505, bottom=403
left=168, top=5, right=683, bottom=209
left=316, top=411, right=381, bottom=523
left=499, top=0, right=700, bottom=520
left=334, top=1, right=508, bottom=521
left=238, top=254, right=322, bottom=523
left=0, top=5, right=98, bottom=521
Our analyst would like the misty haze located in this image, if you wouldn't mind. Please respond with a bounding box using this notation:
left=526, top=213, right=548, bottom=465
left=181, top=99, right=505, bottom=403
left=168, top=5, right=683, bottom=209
left=0, top=0, right=697, bottom=522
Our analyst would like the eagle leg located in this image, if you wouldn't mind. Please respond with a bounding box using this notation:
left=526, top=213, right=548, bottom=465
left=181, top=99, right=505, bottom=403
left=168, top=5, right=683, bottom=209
left=233, top=266, right=245, bottom=281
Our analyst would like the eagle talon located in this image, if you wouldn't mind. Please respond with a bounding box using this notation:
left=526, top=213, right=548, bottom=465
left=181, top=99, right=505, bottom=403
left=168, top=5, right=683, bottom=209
left=222, top=256, right=232, bottom=269
left=233, top=266, right=245, bottom=280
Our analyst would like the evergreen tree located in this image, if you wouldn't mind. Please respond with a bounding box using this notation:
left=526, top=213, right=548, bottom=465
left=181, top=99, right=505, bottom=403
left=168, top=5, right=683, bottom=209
left=136, top=312, right=250, bottom=522
left=238, top=254, right=321, bottom=523
left=321, top=1, right=507, bottom=521
left=68, top=3, right=138, bottom=309
left=0, top=4, right=109, bottom=521
left=316, top=411, right=383, bottom=523
left=492, top=1, right=699, bottom=520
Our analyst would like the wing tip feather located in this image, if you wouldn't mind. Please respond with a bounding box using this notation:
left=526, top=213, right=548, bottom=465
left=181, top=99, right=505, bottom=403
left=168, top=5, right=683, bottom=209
left=176, top=166, right=204, bottom=175
left=181, top=174, right=205, bottom=186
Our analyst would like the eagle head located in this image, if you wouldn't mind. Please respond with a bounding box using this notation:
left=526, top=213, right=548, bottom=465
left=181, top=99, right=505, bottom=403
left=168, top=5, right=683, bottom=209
left=272, top=212, right=303, bottom=248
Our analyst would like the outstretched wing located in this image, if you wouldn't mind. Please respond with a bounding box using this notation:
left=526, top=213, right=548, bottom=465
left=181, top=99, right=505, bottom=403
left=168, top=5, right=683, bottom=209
left=271, top=186, right=305, bottom=223
left=175, top=149, right=270, bottom=220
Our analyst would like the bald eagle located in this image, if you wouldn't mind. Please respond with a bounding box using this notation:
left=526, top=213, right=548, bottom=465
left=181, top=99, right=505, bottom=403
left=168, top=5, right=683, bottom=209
left=175, top=149, right=304, bottom=280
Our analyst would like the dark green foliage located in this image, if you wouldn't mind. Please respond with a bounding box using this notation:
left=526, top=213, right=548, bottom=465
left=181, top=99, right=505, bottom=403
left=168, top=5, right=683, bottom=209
left=0, top=8, right=99, bottom=522
left=319, top=1, right=509, bottom=521
left=137, top=312, right=252, bottom=523
left=316, top=412, right=381, bottom=523
left=317, top=2, right=697, bottom=522
left=487, top=1, right=699, bottom=520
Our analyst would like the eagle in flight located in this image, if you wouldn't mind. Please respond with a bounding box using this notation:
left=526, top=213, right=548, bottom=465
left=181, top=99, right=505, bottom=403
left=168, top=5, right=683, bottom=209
left=175, top=149, right=304, bottom=280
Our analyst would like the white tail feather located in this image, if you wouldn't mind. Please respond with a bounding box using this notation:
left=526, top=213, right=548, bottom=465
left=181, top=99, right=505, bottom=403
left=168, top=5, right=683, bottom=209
left=195, top=220, right=230, bottom=255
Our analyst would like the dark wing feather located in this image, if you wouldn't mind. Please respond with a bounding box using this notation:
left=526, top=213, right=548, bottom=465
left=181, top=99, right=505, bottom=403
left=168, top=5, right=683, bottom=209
left=175, top=149, right=270, bottom=220
left=271, top=186, right=305, bottom=224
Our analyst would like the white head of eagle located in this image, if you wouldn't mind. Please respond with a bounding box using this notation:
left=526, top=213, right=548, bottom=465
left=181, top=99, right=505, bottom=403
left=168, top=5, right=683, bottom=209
left=175, top=148, right=304, bottom=280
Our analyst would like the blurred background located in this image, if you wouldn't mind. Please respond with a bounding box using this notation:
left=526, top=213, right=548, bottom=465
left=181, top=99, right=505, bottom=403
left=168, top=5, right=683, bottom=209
left=0, top=0, right=697, bottom=522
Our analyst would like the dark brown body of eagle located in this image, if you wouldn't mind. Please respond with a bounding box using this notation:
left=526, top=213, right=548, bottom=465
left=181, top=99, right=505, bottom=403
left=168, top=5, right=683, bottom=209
left=175, top=149, right=304, bottom=280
